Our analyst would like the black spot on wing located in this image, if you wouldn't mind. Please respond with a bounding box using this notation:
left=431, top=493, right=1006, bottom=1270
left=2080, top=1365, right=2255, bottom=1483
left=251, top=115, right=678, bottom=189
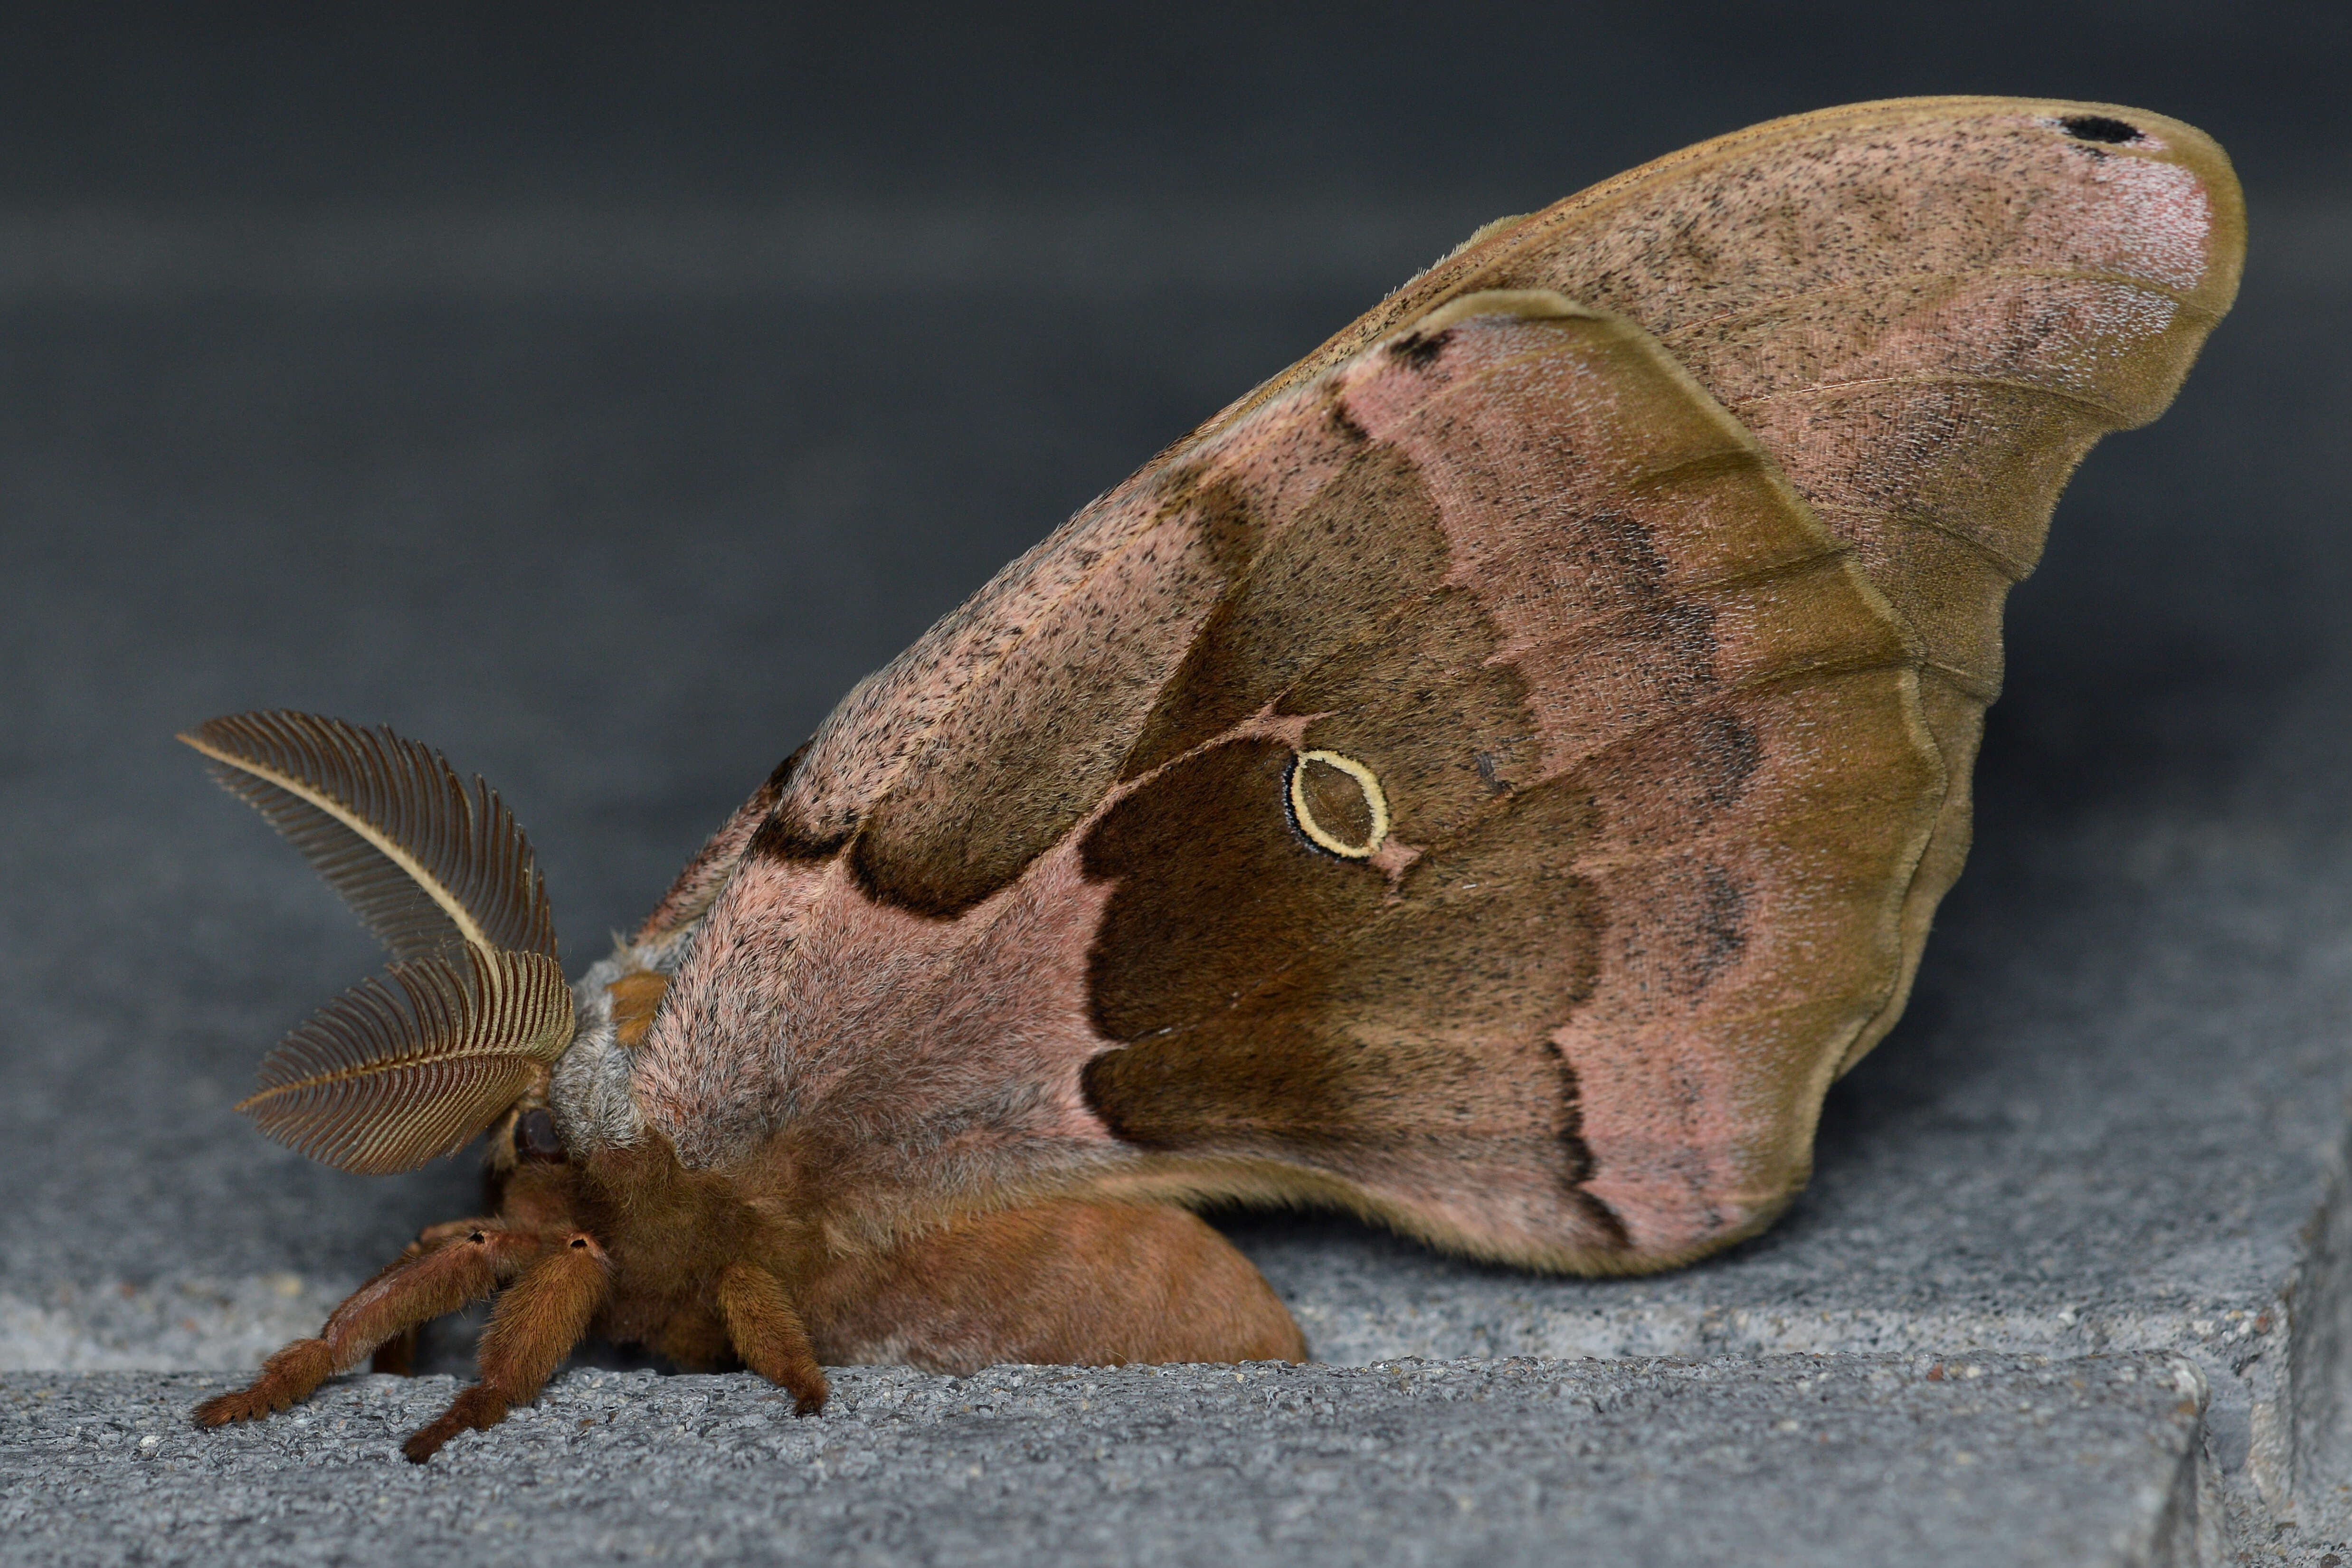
left=1691, top=713, right=1761, bottom=813
left=1582, top=507, right=1675, bottom=595
left=744, top=742, right=857, bottom=864
left=1387, top=328, right=1453, bottom=371
left=2058, top=115, right=2142, bottom=144
left=744, top=771, right=854, bottom=867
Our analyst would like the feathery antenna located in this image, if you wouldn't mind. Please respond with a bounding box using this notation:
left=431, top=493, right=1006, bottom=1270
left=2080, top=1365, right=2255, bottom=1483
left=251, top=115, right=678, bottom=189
left=182, top=711, right=575, bottom=1173
left=179, top=711, right=557, bottom=962
left=238, top=947, right=574, bottom=1174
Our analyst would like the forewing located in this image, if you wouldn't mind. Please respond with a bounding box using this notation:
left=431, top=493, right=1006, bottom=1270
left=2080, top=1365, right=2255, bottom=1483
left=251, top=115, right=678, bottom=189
left=1193, top=97, right=2245, bottom=1067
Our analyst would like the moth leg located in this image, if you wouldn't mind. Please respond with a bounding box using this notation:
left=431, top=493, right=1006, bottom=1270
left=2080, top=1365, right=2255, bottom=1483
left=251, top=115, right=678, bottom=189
left=401, top=1231, right=611, bottom=1463
left=716, top=1262, right=829, bottom=1416
left=361, top=1218, right=497, bottom=1375
left=364, top=1216, right=513, bottom=1374
left=192, top=1225, right=544, bottom=1428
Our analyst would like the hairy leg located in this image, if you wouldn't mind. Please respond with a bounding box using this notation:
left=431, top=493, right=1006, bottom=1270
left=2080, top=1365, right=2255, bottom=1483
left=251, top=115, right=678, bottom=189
left=365, top=1218, right=498, bottom=1375
left=717, top=1262, right=829, bottom=1415
left=193, top=1225, right=545, bottom=1428
left=402, top=1231, right=612, bottom=1462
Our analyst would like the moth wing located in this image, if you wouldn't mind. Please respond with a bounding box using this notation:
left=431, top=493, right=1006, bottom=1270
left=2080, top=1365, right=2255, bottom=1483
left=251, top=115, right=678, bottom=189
left=643, top=294, right=1944, bottom=1271
left=637, top=99, right=2239, bottom=1273
left=1196, top=96, right=2246, bottom=1067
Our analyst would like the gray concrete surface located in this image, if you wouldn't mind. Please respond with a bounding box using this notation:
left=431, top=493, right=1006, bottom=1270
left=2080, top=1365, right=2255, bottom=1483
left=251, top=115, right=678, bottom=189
left=4, top=123, right=2352, bottom=1568
left=2, top=1355, right=2220, bottom=1568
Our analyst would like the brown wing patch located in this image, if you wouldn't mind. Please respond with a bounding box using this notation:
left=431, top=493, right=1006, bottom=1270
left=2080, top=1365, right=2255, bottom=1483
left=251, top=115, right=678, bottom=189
left=1071, top=305, right=1940, bottom=1267
left=766, top=482, right=1177, bottom=855
left=1279, top=584, right=1539, bottom=844
left=846, top=507, right=1234, bottom=916
left=1119, top=443, right=1455, bottom=781
left=769, top=380, right=1369, bottom=919
left=1082, top=760, right=1612, bottom=1245
left=1083, top=740, right=1386, bottom=1043
left=1175, top=99, right=2239, bottom=1079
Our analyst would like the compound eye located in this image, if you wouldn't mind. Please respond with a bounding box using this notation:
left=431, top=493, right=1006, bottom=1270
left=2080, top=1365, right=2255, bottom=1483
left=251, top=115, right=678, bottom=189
left=513, top=1107, right=567, bottom=1163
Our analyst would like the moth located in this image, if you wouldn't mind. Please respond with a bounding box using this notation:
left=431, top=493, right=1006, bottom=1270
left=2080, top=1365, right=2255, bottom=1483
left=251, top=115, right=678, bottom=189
left=185, top=97, right=2242, bottom=1461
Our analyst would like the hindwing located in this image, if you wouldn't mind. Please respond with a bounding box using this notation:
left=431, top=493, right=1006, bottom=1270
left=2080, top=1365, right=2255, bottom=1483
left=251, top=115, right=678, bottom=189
left=1206, top=96, right=2246, bottom=1066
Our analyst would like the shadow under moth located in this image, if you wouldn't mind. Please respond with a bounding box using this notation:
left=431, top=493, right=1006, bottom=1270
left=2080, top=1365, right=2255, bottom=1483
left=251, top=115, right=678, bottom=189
left=184, top=97, right=2243, bottom=1461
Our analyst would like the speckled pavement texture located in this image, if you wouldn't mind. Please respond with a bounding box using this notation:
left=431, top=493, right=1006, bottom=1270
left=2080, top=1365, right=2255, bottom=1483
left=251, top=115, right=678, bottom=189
left=3, top=1356, right=2220, bottom=1568
left=8, top=12, right=2352, bottom=1563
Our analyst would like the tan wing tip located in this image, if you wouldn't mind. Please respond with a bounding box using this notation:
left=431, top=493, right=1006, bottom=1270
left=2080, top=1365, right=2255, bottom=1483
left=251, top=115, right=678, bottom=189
left=1615, top=96, right=2245, bottom=313
left=1932, top=97, right=2243, bottom=310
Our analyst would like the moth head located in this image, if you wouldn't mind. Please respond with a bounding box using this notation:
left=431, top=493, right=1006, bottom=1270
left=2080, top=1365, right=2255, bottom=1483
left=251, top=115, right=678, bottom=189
left=181, top=712, right=579, bottom=1176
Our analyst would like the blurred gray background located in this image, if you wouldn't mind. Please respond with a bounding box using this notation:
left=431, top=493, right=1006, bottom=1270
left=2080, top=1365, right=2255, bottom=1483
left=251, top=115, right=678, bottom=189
left=2, top=0, right=2347, bottom=1397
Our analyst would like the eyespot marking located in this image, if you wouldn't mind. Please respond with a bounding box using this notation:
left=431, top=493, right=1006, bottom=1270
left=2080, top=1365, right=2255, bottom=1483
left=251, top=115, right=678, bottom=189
left=1285, top=750, right=1390, bottom=860
left=2059, top=115, right=2142, bottom=145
